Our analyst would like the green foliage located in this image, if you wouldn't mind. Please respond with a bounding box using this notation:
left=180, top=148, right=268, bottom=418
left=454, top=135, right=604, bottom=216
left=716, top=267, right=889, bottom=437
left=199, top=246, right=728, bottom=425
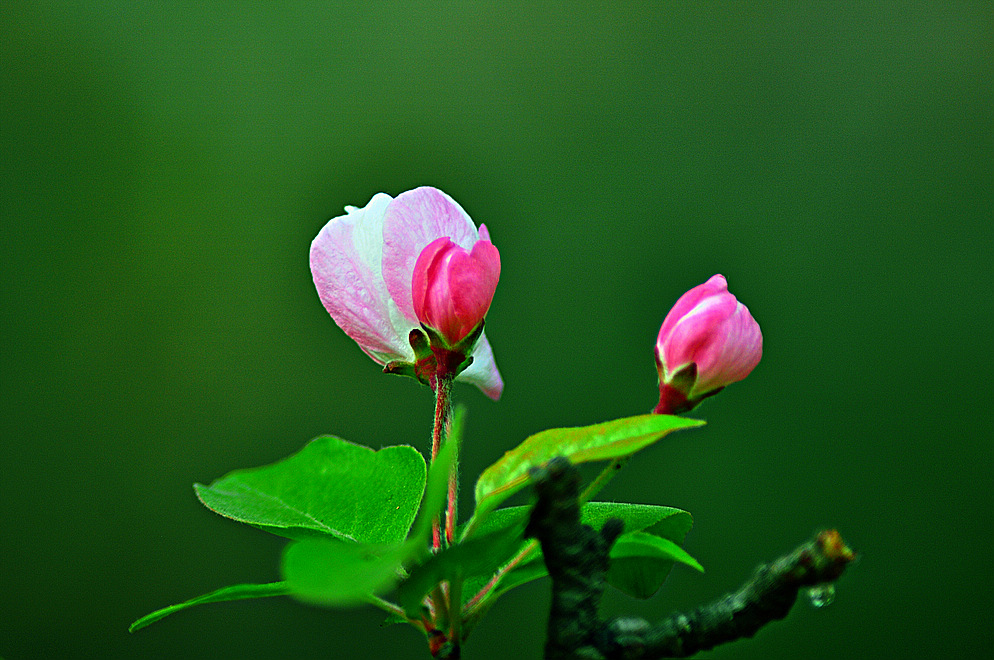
left=194, top=436, right=426, bottom=544
left=133, top=413, right=704, bottom=637
left=280, top=421, right=459, bottom=606
left=129, top=583, right=288, bottom=632
left=608, top=531, right=704, bottom=598
left=396, top=517, right=529, bottom=619
left=282, top=539, right=409, bottom=606
left=455, top=502, right=698, bottom=615
left=466, top=414, right=704, bottom=536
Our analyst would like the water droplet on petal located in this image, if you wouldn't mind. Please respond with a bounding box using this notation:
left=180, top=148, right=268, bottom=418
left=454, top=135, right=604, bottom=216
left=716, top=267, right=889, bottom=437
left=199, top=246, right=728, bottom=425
left=805, top=583, right=835, bottom=608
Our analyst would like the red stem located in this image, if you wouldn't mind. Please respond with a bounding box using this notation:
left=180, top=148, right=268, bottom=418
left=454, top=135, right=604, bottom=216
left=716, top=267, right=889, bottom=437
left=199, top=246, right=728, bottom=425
left=430, top=376, right=453, bottom=551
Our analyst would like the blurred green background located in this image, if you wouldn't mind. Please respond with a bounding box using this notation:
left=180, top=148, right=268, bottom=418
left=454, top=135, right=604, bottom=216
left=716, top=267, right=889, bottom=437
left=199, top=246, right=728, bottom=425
left=2, top=2, right=990, bottom=658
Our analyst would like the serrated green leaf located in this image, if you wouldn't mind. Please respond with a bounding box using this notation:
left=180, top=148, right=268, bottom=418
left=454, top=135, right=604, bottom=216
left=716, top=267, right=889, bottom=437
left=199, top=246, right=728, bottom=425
left=282, top=538, right=408, bottom=606
left=608, top=531, right=704, bottom=598
left=129, top=582, right=288, bottom=632
left=468, top=414, right=703, bottom=534
left=194, top=436, right=426, bottom=544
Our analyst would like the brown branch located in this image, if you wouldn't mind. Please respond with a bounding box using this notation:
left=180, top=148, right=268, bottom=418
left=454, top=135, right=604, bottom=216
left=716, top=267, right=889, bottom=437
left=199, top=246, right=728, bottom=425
left=527, top=457, right=855, bottom=659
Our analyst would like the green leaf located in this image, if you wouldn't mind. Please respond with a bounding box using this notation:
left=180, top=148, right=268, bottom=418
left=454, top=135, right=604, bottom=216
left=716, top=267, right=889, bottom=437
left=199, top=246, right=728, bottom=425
left=468, top=414, right=703, bottom=534
left=608, top=531, right=704, bottom=599
left=280, top=414, right=463, bottom=609
left=457, top=502, right=693, bottom=617
left=473, top=501, right=692, bottom=542
left=282, top=538, right=408, bottom=606
left=194, top=436, right=426, bottom=544
left=396, top=517, right=528, bottom=619
left=129, top=582, right=288, bottom=632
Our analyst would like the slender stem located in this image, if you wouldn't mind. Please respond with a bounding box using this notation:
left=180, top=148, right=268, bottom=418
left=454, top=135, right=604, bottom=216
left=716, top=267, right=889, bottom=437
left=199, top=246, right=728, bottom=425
left=431, top=376, right=453, bottom=551
left=365, top=595, right=425, bottom=632
left=461, top=456, right=632, bottom=628
left=448, top=574, right=463, bottom=648
left=579, top=456, right=630, bottom=504
left=427, top=374, right=458, bottom=656
left=430, top=583, right=450, bottom=631
left=444, top=411, right=458, bottom=546
left=461, top=538, right=539, bottom=632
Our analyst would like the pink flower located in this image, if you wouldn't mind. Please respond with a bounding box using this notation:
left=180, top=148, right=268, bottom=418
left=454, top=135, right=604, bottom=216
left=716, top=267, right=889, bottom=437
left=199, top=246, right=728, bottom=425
left=310, top=187, right=503, bottom=400
left=412, top=232, right=500, bottom=347
left=654, top=274, right=762, bottom=414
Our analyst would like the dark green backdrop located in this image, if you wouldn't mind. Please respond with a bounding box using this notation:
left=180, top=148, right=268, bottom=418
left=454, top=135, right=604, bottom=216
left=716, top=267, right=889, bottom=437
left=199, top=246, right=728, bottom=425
left=2, top=3, right=990, bottom=658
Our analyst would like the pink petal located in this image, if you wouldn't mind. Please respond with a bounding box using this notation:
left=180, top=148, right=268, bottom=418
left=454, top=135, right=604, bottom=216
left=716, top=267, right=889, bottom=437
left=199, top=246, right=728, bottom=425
left=691, top=303, right=763, bottom=396
left=459, top=332, right=504, bottom=400
left=310, top=193, right=412, bottom=365
left=661, top=293, right=738, bottom=378
left=657, top=274, right=730, bottom=351
left=382, top=187, right=479, bottom=322
left=451, top=240, right=500, bottom=328
left=411, top=236, right=456, bottom=324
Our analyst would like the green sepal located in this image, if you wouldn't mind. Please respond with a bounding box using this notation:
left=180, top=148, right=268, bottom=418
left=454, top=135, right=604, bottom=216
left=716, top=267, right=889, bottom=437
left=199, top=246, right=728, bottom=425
left=449, top=318, right=485, bottom=356
left=409, top=327, right=432, bottom=360
left=420, top=319, right=485, bottom=380
left=383, top=359, right=418, bottom=379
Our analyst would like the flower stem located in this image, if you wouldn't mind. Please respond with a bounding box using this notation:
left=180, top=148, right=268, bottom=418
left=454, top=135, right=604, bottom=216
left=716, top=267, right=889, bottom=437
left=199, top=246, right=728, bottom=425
left=444, top=413, right=459, bottom=546
left=462, top=537, right=539, bottom=629
left=448, top=573, right=463, bottom=648
left=431, top=376, right=453, bottom=551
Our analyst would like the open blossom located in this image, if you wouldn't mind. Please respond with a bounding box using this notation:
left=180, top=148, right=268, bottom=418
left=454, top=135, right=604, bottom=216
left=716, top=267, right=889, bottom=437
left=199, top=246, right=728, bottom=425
left=310, top=186, right=503, bottom=400
left=654, top=274, right=762, bottom=414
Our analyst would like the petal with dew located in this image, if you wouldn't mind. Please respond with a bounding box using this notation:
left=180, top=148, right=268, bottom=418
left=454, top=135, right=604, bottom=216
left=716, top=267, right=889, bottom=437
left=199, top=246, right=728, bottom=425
left=310, top=194, right=414, bottom=365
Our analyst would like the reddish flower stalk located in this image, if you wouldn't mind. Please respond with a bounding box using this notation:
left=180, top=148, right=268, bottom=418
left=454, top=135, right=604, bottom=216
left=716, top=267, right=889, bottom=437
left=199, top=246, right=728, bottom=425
left=430, top=375, right=453, bottom=551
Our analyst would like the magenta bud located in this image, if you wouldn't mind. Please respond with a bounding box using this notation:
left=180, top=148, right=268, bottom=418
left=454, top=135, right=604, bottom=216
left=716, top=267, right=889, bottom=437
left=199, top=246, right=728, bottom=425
left=654, top=274, right=762, bottom=414
left=412, top=229, right=500, bottom=349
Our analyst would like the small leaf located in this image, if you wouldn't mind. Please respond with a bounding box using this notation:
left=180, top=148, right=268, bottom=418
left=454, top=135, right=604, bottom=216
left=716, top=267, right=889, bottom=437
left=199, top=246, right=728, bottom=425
left=608, top=531, right=704, bottom=599
left=129, top=582, right=288, bottom=632
left=282, top=538, right=408, bottom=606
left=396, top=518, right=527, bottom=619
left=469, top=414, right=703, bottom=531
left=194, top=436, right=426, bottom=544
left=458, top=502, right=693, bottom=615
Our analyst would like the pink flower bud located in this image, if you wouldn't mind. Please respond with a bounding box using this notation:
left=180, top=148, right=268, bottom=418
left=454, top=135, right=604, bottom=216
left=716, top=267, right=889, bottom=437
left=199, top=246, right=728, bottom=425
left=654, top=274, right=762, bottom=414
left=310, top=187, right=503, bottom=399
left=412, top=230, right=500, bottom=347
